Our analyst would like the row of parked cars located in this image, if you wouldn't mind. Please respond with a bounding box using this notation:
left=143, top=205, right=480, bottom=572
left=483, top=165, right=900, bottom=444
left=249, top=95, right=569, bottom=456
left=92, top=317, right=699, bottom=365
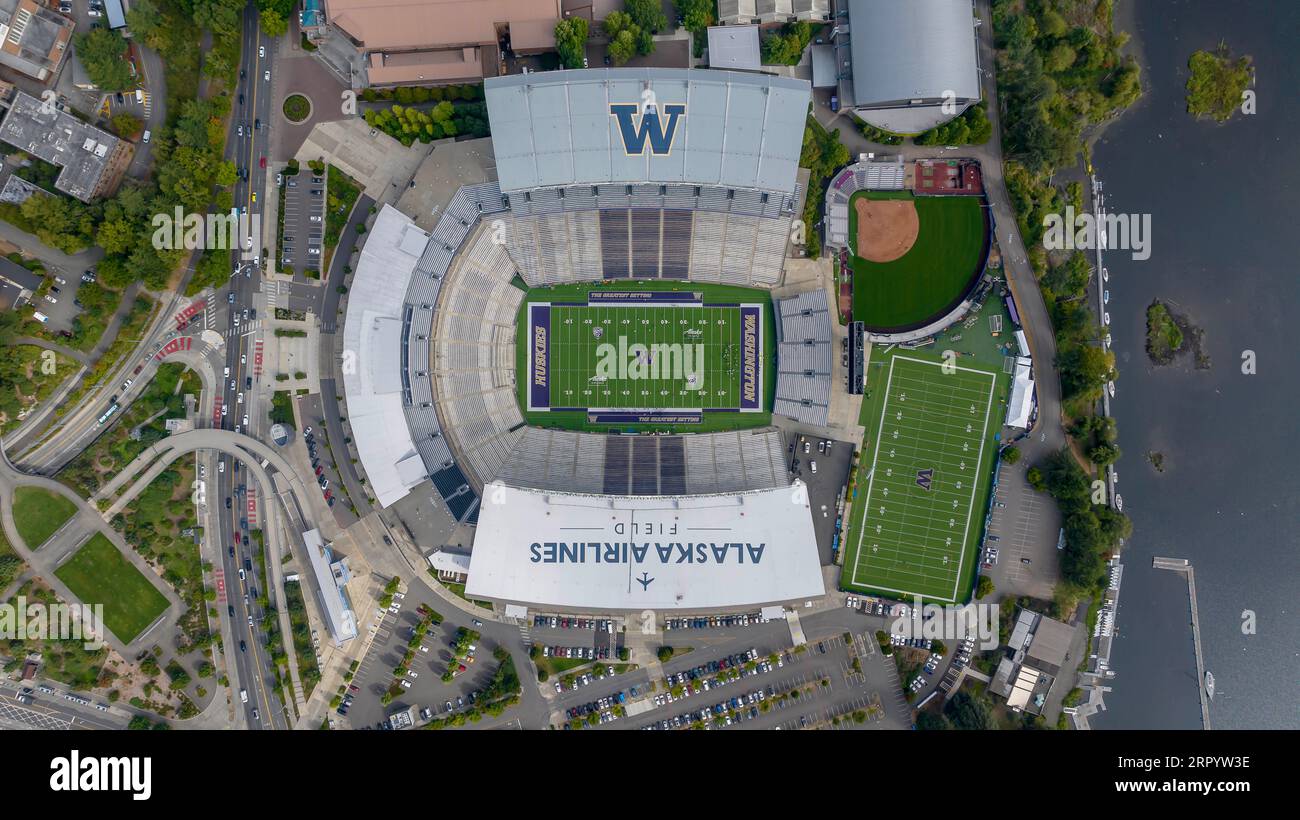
left=533, top=615, right=614, bottom=631
left=304, top=427, right=335, bottom=507
left=542, top=644, right=609, bottom=660
left=846, top=596, right=909, bottom=619
left=553, top=665, right=623, bottom=693
left=664, top=612, right=767, bottom=630
left=646, top=686, right=777, bottom=730
left=565, top=691, right=628, bottom=723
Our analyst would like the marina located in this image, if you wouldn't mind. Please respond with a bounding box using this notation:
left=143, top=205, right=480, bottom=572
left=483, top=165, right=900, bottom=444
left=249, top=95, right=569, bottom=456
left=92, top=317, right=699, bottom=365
left=1151, top=557, right=1212, bottom=730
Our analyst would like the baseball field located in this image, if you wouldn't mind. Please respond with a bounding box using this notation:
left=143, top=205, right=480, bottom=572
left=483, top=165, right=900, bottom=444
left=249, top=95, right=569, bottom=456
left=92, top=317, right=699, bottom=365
left=849, top=191, right=988, bottom=330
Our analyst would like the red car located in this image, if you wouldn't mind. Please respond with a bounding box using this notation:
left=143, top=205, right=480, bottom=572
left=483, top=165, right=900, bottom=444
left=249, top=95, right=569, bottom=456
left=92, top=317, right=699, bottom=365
left=259, top=156, right=267, bottom=169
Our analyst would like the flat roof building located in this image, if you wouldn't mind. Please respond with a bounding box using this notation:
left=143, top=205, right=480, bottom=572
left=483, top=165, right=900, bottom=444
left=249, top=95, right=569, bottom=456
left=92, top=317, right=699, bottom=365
left=465, top=481, right=826, bottom=611
left=302, top=529, right=358, bottom=646
left=706, top=25, right=761, bottom=71
left=0, top=0, right=74, bottom=82
left=0, top=91, right=131, bottom=202
left=485, top=68, right=811, bottom=195
left=838, top=0, right=981, bottom=133
left=717, top=0, right=830, bottom=26
left=316, top=0, right=563, bottom=86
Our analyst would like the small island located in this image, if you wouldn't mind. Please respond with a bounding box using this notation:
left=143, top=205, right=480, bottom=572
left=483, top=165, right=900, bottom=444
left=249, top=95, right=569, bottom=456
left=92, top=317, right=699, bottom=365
left=1186, top=44, right=1254, bottom=123
left=1146, top=451, right=1166, bottom=473
left=1145, top=299, right=1210, bottom=369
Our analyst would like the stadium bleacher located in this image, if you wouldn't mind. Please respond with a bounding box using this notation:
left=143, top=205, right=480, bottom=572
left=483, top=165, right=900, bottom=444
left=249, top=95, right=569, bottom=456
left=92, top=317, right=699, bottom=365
left=773, top=289, right=834, bottom=427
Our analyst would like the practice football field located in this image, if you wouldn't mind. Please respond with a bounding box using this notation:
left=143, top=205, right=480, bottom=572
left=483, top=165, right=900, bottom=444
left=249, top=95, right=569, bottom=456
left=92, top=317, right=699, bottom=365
left=543, top=304, right=751, bottom=410
left=845, top=353, right=1000, bottom=602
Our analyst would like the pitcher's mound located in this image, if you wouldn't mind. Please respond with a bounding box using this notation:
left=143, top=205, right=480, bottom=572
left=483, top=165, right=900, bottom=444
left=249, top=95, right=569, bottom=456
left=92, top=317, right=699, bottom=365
left=853, top=198, right=920, bottom=263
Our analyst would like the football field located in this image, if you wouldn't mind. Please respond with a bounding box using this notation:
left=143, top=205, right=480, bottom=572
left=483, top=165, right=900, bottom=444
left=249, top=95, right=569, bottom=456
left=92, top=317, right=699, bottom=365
left=845, top=353, right=1000, bottom=602
left=530, top=301, right=763, bottom=411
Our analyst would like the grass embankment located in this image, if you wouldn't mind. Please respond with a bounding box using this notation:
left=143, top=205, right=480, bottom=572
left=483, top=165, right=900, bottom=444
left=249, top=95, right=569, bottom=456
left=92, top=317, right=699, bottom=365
left=55, top=532, right=169, bottom=644
left=322, top=165, right=361, bottom=277
left=0, top=345, right=73, bottom=434
left=11, top=486, right=78, bottom=550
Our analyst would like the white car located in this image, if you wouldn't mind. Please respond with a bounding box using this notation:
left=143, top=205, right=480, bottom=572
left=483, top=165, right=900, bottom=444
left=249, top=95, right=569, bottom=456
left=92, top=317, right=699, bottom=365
left=240, top=353, right=246, bottom=365
left=259, top=45, right=265, bottom=58
left=264, top=70, right=270, bottom=81
left=242, top=414, right=249, bottom=426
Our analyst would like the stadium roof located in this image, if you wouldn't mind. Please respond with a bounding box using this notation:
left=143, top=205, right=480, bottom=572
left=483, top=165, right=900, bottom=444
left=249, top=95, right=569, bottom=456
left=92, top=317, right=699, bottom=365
left=466, top=482, right=825, bottom=610
left=485, top=69, right=811, bottom=195
left=846, top=0, right=979, bottom=116
left=341, top=204, right=431, bottom=507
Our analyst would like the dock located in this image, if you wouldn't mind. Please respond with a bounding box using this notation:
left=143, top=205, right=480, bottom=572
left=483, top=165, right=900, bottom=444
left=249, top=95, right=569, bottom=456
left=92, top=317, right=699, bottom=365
left=1152, top=557, right=1211, bottom=730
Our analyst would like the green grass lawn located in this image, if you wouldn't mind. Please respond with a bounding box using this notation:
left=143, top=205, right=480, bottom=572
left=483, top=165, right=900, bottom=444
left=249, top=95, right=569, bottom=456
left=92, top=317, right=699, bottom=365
left=841, top=350, right=1006, bottom=602
left=516, top=281, right=776, bottom=433
left=55, top=533, right=169, bottom=644
left=849, top=191, right=988, bottom=330
left=11, top=486, right=78, bottom=550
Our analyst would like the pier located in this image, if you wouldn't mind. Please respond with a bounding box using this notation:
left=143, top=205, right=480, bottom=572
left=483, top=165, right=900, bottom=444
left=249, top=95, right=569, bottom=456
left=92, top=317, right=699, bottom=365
left=1152, top=557, right=1211, bottom=730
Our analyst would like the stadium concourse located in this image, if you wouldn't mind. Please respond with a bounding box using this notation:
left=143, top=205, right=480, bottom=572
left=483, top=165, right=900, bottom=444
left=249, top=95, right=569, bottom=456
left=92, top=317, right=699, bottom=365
left=340, top=68, right=829, bottom=612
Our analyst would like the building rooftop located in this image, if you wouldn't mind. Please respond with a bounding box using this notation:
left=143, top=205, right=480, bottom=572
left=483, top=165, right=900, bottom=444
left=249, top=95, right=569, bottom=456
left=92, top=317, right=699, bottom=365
left=485, top=68, right=811, bottom=194
left=340, top=204, right=432, bottom=508
left=0, top=0, right=74, bottom=81
left=324, top=0, right=561, bottom=51
left=466, top=481, right=826, bottom=610
left=706, top=25, right=761, bottom=71
left=0, top=91, right=123, bottom=201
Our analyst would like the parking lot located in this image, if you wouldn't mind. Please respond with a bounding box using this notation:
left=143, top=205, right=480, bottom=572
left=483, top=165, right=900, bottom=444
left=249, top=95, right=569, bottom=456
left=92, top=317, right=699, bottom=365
left=785, top=432, right=855, bottom=563
left=279, top=170, right=326, bottom=274
left=294, top=395, right=356, bottom=528
left=981, top=461, right=1060, bottom=599
left=345, top=589, right=506, bottom=730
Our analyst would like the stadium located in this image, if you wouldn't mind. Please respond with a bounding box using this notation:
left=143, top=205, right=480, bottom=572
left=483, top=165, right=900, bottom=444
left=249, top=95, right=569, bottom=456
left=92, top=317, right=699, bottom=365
left=341, top=69, right=830, bottom=613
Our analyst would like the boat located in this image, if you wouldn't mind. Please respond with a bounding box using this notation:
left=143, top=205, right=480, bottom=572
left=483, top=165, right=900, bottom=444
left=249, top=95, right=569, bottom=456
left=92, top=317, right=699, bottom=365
left=1115, top=493, right=1123, bottom=512
left=1205, top=671, right=1215, bottom=700
left=1103, top=290, right=1110, bottom=304
left=1102, top=267, right=1109, bottom=282
left=1107, top=380, right=1115, bottom=398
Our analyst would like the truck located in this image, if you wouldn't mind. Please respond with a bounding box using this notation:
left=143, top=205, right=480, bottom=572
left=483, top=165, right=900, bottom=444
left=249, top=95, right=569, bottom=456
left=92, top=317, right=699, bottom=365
left=32, top=311, right=49, bottom=323
left=239, top=689, right=248, bottom=703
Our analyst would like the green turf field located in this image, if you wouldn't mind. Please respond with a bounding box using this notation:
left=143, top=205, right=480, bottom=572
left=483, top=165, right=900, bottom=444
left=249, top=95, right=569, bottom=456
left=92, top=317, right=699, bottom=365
left=11, top=486, right=78, bottom=550
left=54, top=532, right=169, bottom=644
left=541, top=303, right=753, bottom=410
left=842, top=351, right=1002, bottom=602
left=849, top=191, right=987, bottom=330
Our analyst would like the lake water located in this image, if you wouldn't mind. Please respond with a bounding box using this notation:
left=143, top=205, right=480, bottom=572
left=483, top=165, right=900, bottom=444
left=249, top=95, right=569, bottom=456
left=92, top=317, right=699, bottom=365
left=1091, top=0, right=1300, bottom=729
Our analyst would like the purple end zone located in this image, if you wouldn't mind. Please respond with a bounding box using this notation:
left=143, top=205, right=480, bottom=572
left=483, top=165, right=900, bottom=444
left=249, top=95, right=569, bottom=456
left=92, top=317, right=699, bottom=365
left=739, top=305, right=761, bottom=411
left=529, top=304, right=550, bottom=410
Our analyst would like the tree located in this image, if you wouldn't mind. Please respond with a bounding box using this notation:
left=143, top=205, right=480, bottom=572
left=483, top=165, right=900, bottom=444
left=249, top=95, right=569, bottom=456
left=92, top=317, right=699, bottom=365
left=75, top=28, right=134, bottom=91
left=626, top=0, right=667, bottom=33
left=976, top=575, right=995, bottom=599
left=1002, top=446, right=1021, bottom=465
left=944, top=691, right=996, bottom=730
left=604, top=12, right=642, bottom=66
left=656, top=646, right=674, bottom=662
left=260, top=8, right=288, bottom=38
left=674, top=0, right=715, bottom=32
left=1088, top=443, right=1121, bottom=467
left=554, top=17, right=589, bottom=69
left=110, top=112, right=144, bottom=140
left=607, top=29, right=639, bottom=66
left=916, top=710, right=953, bottom=730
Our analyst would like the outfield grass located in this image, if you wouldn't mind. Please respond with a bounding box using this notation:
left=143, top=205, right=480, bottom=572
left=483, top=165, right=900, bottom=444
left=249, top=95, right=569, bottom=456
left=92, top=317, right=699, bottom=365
left=849, top=191, right=987, bottom=330
left=841, top=350, right=1006, bottom=602
left=55, top=533, right=169, bottom=644
left=12, top=486, right=78, bottom=550
left=516, top=281, right=776, bottom=433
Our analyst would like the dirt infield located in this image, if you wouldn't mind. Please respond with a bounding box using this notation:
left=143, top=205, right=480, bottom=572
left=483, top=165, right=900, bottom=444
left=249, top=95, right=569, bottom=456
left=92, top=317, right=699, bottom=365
left=853, top=197, right=920, bottom=263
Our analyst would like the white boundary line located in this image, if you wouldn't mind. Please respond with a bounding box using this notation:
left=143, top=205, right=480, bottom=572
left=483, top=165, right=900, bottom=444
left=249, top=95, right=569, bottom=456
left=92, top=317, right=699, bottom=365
left=849, top=354, right=997, bottom=602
